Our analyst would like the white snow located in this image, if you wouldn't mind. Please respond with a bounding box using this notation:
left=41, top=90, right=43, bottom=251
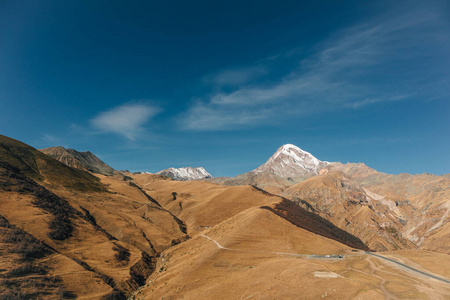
left=157, top=167, right=212, bottom=181
left=251, top=144, right=326, bottom=178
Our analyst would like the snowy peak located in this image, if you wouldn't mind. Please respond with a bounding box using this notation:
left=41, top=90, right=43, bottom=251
left=156, top=167, right=212, bottom=181
left=272, top=144, right=321, bottom=166
left=251, top=144, right=328, bottom=178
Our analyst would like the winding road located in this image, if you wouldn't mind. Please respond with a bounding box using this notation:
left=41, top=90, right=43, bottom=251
left=365, top=251, right=450, bottom=284
left=200, top=234, right=450, bottom=285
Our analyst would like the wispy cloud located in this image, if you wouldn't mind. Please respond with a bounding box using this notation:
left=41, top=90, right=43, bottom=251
left=345, top=94, right=412, bottom=109
left=204, top=66, right=267, bottom=86
left=91, top=103, right=160, bottom=140
left=182, top=101, right=271, bottom=131
left=181, top=3, right=449, bottom=131
left=41, top=134, right=60, bottom=144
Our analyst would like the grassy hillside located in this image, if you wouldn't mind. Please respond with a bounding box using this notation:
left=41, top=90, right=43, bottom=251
left=0, top=134, right=104, bottom=192
left=0, top=135, right=187, bottom=298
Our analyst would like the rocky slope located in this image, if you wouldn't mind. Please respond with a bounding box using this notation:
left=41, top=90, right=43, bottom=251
left=325, top=162, right=450, bottom=254
left=40, top=146, right=117, bottom=176
left=282, top=171, right=414, bottom=251
left=156, top=167, right=212, bottom=181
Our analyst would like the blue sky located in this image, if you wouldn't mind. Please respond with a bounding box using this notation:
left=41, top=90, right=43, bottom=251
left=1, top=0, right=449, bottom=176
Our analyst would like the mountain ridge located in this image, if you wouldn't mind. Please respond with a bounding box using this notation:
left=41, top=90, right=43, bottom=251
left=40, top=146, right=117, bottom=176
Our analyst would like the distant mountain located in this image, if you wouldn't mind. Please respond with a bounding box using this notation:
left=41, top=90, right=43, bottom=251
left=157, top=167, right=212, bottom=181
left=40, top=146, right=116, bottom=176
left=208, top=144, right=329, bottom=193
left=251, top=144, right=328, bottom=178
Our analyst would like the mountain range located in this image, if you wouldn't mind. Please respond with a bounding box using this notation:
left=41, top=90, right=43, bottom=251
left=34, top=141, right=450, bottom=254
left=0, top=134, right=448, bottom=299
left=35, top=141, right=450, bottom=253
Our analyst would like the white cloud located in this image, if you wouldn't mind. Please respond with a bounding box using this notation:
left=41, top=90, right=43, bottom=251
left=181, top=4, right=449, bottom=131
left=91, top=103, right=160, bottom=140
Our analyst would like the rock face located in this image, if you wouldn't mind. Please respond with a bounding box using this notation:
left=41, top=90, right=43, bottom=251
left=40, top=146, right=117, bottom=176
left=251, top=144, right=328, bottom=178
left=156, top=167, right=212, bottom=181
left=326, top=162, right=450, bottom=254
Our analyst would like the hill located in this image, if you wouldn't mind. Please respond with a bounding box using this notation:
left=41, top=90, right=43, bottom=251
left=0, top=135, right=187, bottom=298
left=133, top=173, right=367, bottom=250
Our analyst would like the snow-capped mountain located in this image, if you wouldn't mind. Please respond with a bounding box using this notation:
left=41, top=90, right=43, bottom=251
left=251, top=144, right=328, bottom=178
left=156, top=167, right=212, bottom=181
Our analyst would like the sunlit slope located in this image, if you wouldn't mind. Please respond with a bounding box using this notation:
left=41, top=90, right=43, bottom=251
left=136, top=206, right=450, bottom=299
left=134, top=175, right=280, bottom=235
left=134, top=174, right=368, bottom=250
left=0, top=135, right=187, bottom=298
left=0, top=134, right=104, bottom=191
